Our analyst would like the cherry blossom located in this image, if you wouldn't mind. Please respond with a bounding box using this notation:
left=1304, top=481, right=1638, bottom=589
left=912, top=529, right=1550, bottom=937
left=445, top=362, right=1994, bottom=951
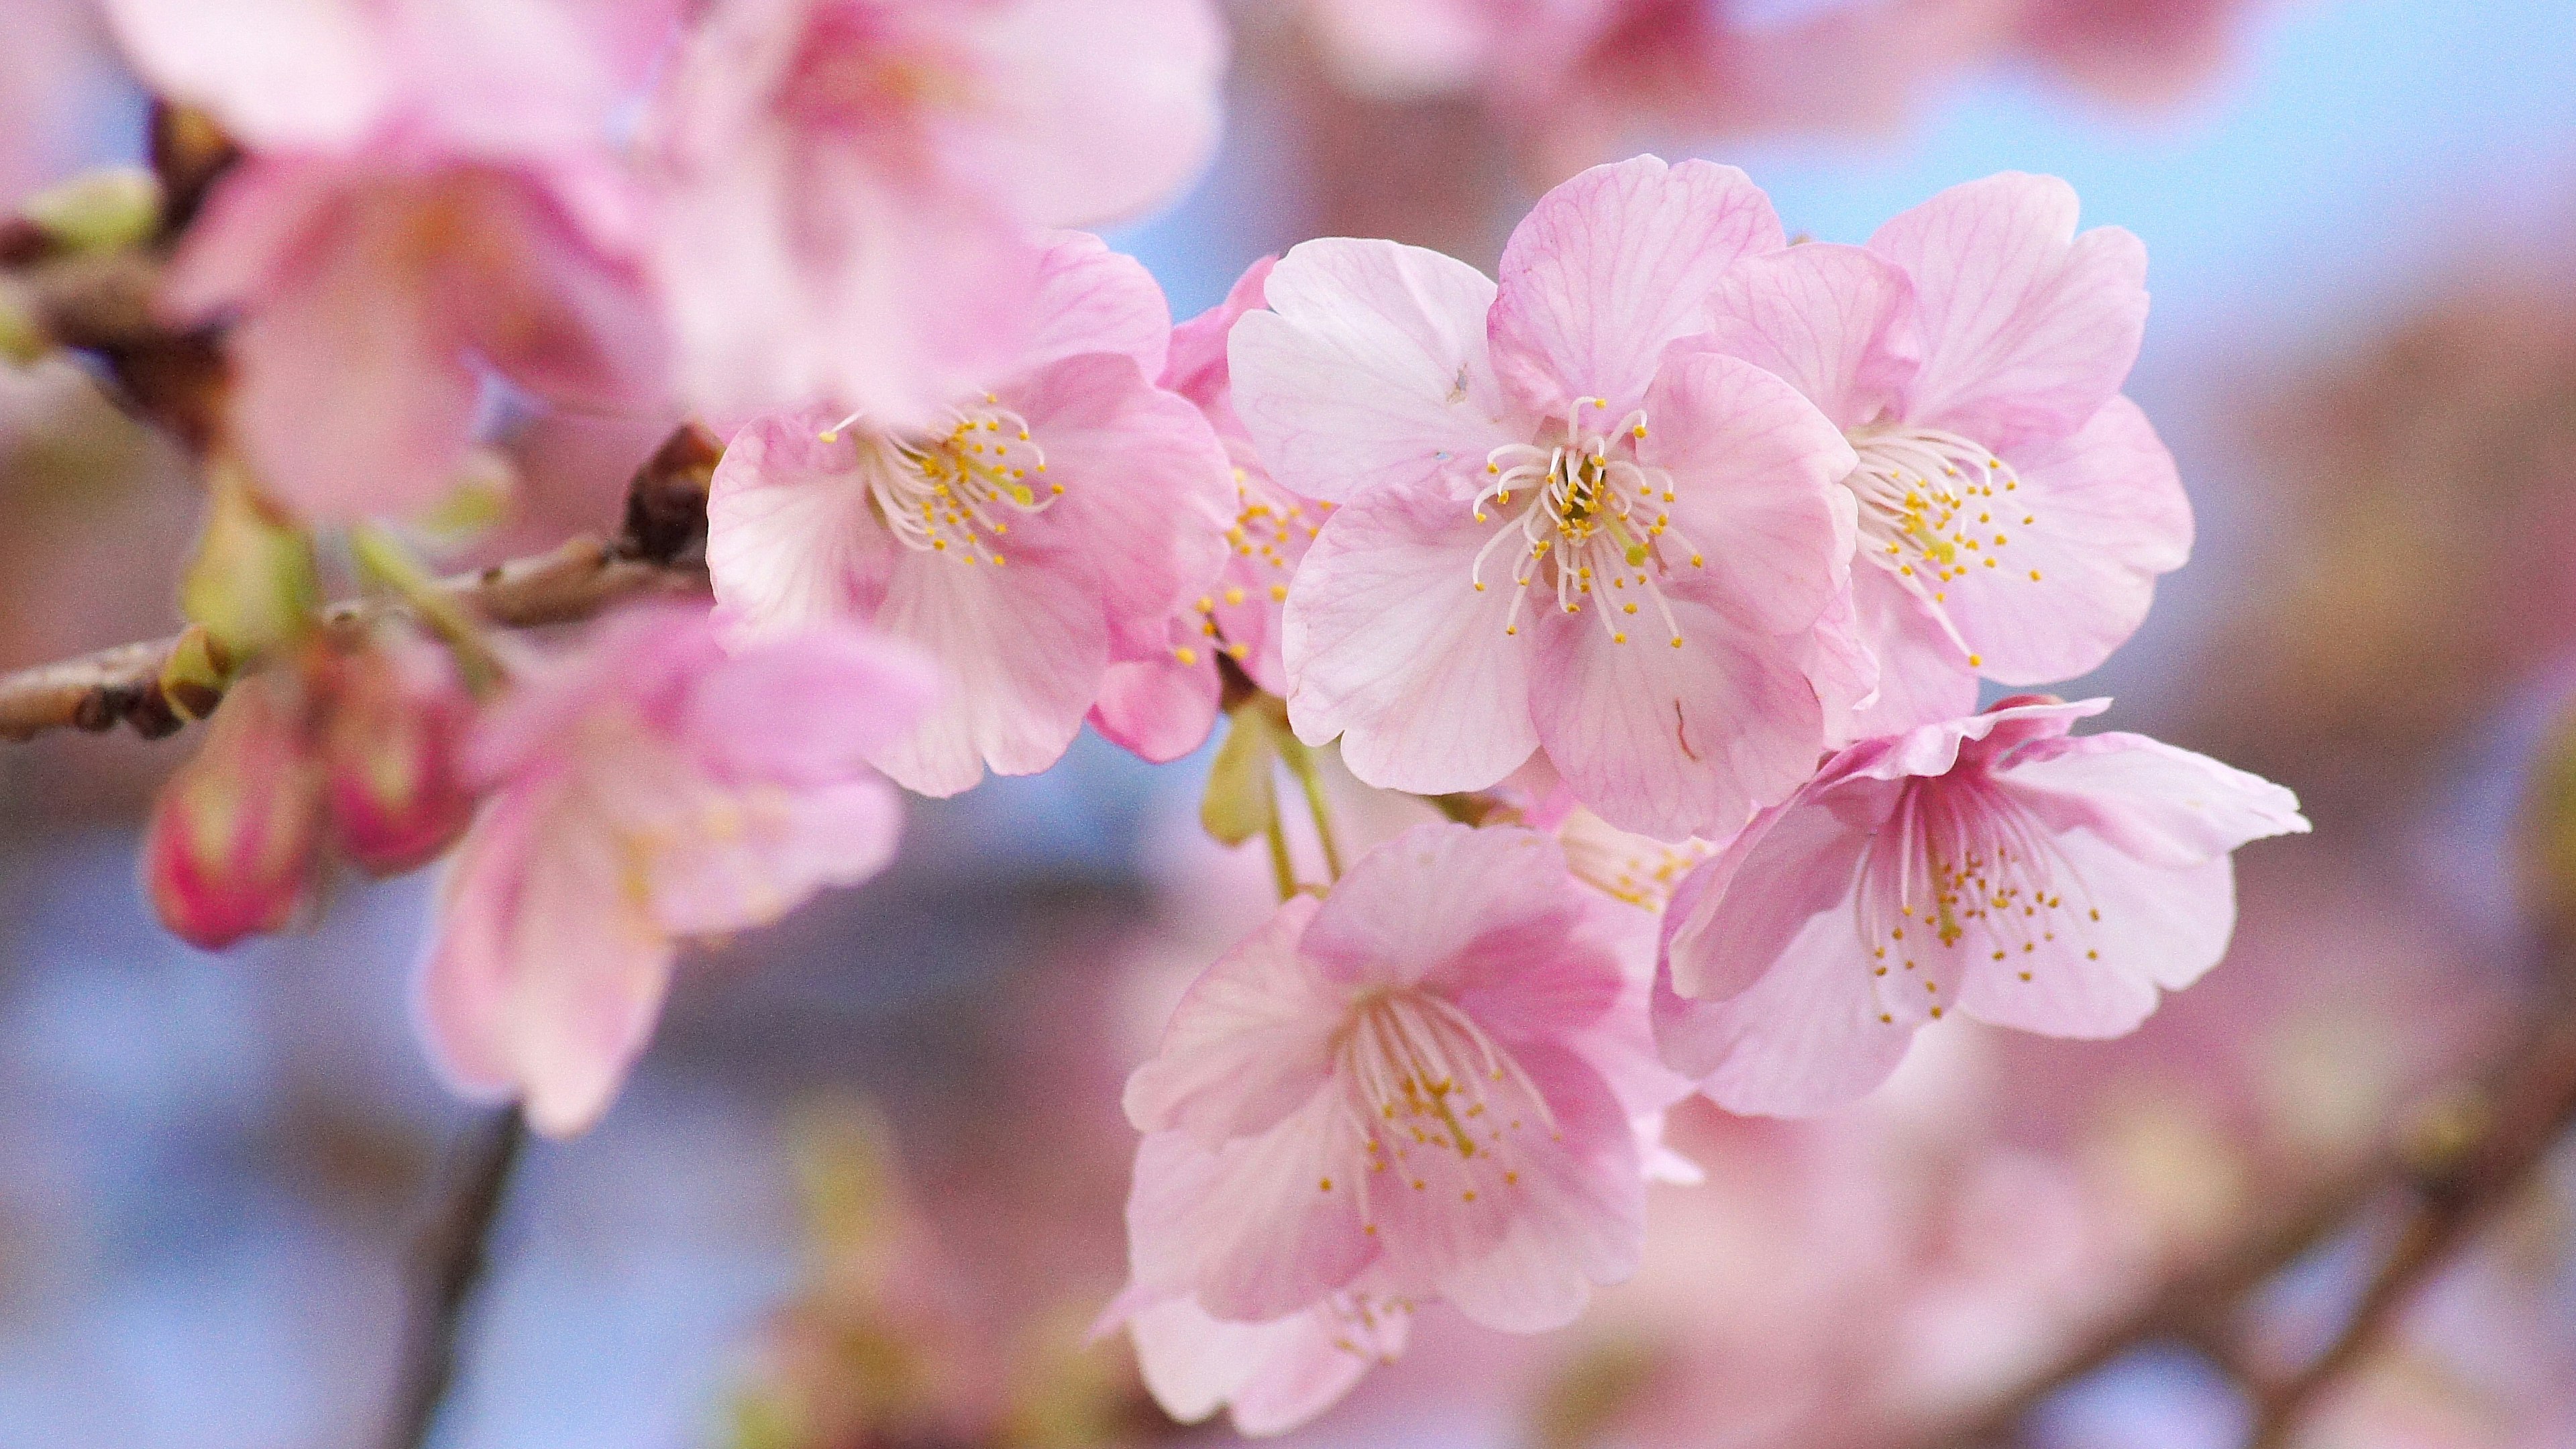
left=1090, top=256, right=1327, bottom=763
left=417, top=604, right=934, bottom=1136
left=1112, top=822, right=1677, bottom=1432
left=1234, top=156, right=1868, bottom=841
left=1654, top=698, right=2308, bottom=1116
left=705, top=231, right=1234, bottom=796
left=646, top=0, right=1228, bottom=431
left=1703, top=172, right=2190, bottom=731
left=107, top=0, right=672, bottom=519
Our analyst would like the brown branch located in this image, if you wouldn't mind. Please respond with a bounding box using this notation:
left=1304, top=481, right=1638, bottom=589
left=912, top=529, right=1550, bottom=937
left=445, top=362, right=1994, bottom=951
left=1919, top=1007, right=2576, bottom=1449
left=379, top=1107, right=528, bottom=1449
left=0, top=423, right=722, bottom=743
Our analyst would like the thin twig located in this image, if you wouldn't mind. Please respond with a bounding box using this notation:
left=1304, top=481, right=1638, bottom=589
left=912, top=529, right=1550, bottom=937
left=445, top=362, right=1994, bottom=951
left=380, top=1107, right=529, bottom=1449
left=0, top=423, right=722, bottom=743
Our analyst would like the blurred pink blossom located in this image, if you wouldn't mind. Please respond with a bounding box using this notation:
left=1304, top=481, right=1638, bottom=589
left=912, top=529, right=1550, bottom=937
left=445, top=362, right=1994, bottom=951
left=705, top=231, right=1234, bottom=796
left=109, top=0, right=674, bottom=519
left=1234, top=156, right=1866, bottom=840
left=1703, top=172, right=2190, bottom=732
left=1090, top=256, right=1327, bottom=763
left=142, top=665, right=325, bottom=950
left=1112, top=822, right=1680, bottom=1434
left=1656, top=697, right=2307, bottom=1116
left=0, top=0, right=115, bottom=213
left=646, top=0, right=1228, bottom=431
left=417, top=604, right=934, bottom=1136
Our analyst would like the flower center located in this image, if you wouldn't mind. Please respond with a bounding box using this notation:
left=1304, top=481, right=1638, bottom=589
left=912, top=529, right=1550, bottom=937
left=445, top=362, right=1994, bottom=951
left=1336, top=988, right=1553, bottom=1219
left=1472, top=398, right=1704, bottom=648
left=822, top=396, right=1057, bottom=566
left=1844, top=424, right=2038, bottom=663
left=1173, top=466, right=1322, bottom=669
left=1852, top=775, right=2093, bottom=1022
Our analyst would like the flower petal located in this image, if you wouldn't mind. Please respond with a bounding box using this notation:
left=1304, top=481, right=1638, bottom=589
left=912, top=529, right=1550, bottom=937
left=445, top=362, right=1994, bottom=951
left=963, top=0, right=1228, bottom=228
left=1701, top=241, right=1922, bottom=433
left=105, top=0, right=391, bottom=148
left=1124, top=894, right=1344, bottom=1148
left=1299, top=823, right=1589, bottom=996
left=1996, top=730, right=2310, bottom=870
left=1489, top=156, right=1786, bottom=419
left=867, top=545, right=1108, bottom=797
left=1126, top=1093, right=1377, bottom=1322
left=706, top=411, right=906, bottom=638
left=1020, top=229, right=1175, bottom=378
left=1089, top=649, right=1221, bottom=764
left=1230, top=237, right=1517, bottom=503
left=1845, top=567, right=1980, bottom=738
left=1955, top=845, right=2238, bottom=1038
left=1937, top=395, right=2192, bottom=684
left=1124, top=1291, right=1404, bottom=1438
left=1282, top=480, right=1539, bottom=795
left=1867, top=172, right=2148, bottom=454
left=1529, top=597, right=1827, bottom=843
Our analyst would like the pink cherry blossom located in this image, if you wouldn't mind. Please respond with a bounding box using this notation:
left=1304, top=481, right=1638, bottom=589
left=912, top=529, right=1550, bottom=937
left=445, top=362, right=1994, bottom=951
left=142, top=667, right=325, bottom=951
left=417, top=604, right=934, bottom=1136
left=110, top=0, right=673, bottom=519
left=646, top=0, right=1228, bottom=431
left=1702, top=172, right=2191, bottom=732
left=1112, top=822, right=1679, bottom=1432
left=706, top=231, right=1234, bottom=796
left=1091, top=256, right=1328, bottom=763
left=1654, top=698, right=2308, bottom=1117
left=1231, top=155, right=1866, bottom=841
left=321, top=629, right=476, bottom=876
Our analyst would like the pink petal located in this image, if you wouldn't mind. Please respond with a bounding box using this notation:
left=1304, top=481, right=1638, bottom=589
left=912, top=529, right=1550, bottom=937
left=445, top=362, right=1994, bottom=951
left=1089, top=649, right=1222, bottom=764
left=1845, top=568, right=1980, bottom=738
left=447, top=162, right=667, bottom=414
left=1126, top=1095, right=1377, bottom=1322
left=1701, top=242, right=1922, bottom=433
left=642, top=777, right=908, bottom=938
left=418, top=782, right=679, bottom=1137
left=1996, top=730, right=2310, bottom=870
left=705, top=411, right=906, bottom=639
left=682, top=624, right=940, bottom=778
left=105, top=0, right=392, bottom=149
left=1230, top=237, right=1519, bottom=503
left=1487, top=156, right=1785, bottom=420
left=216, top=187, right=482, bottom=519
left=1429, top=1040, right=1643, bottom=1332
left=1124, top=894, right=1344, bottom=1147
left=1004, top=352, right=1234, bottom=661
left=1642, top=347, right=1858, bottom=636
left=1529, top=598, right=1827, bottom=843
left=1020, top=229, right=1175, bottom=378
left=1124, top=1291, right=1403, bottom=1437
left=867, top=545, right=1109, bottom=796
left=1954, top=851, right=2237, bottom=1038
left=1164, top=254, right=1277, bottom=419
left=1868, top=172, right=2149, bottom=454
left=1281, top=480, right=1538, bottom=796
left=1298, top=823, right=1589, bottom=996
left=1935, top=395, right=2192, bottom=684
left=961, top=0, right=1228, bottom=228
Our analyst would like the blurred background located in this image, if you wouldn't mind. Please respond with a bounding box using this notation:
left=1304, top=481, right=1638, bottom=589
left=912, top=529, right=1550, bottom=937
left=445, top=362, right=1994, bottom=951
left=5, top=1, right=2576, bottom=1446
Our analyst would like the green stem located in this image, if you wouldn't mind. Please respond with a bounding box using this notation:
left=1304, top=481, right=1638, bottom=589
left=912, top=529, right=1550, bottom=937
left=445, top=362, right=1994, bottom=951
left=1276, top=736, right=1344, bottom=881
left=1263, top=788, right=1299, bottom=902
left=348, top=525, right=507, bottom=697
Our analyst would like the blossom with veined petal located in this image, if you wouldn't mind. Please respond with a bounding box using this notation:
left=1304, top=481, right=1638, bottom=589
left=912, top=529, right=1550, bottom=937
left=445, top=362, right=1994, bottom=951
left=1108, top=822, right=1682, bottom=1434
left=646, top=0, right=1227, bottom=431
left=706, top=231, right=1234, bottom=796
left=108, top=0, right=674, bottom=518
left=1232, top=155, right=1868, bottom=842
left=1090, top=256, right=1329, bottom=762
left=1702, top=172, right=2190, bottom=732
left=417, top=604, right=934, bottom=1137
left=1654, top=697, right=2308, bottom=1117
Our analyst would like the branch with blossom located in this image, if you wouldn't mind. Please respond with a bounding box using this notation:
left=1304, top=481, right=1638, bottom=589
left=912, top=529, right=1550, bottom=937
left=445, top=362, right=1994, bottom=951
left=13, top=2, right=2535, bottom=1447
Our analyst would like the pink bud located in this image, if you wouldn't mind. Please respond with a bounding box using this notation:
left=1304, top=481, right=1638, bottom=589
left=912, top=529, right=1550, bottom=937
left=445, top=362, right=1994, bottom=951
left=142, top=669, right=323, bottom=951
left=321, top=634, right=476, bottom=877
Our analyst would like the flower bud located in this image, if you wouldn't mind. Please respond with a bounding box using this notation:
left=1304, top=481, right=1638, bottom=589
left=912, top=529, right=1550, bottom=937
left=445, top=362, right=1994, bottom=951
left=142, top=670, right=323, bottom=950
left=321, top=634, right=476, bottom=876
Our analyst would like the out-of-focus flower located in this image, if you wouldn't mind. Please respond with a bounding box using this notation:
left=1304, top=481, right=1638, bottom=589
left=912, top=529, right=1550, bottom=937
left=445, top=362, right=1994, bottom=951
left=1234, top=156, right=1865, bottom=841
left=1112, top=821, right=1678, bottom=1434
left=0, top=0, right=117, bottom=215
left=1703, top=172, right=2188, bottom=733
left=107, top=0, right=673, bottom=519
left=706, top=231, right=1234, bottom=797
left=142, top=665, right=325, bottom=950
left=140, top=627, right=480, bottom=949
left=647, top=0, right=1228, bottom=431
left=1656, top=698, right=2308, bottom=1116
left=417, top=604, right=934, bottom=1136
left=1091, top=256, right=1328, bottom=763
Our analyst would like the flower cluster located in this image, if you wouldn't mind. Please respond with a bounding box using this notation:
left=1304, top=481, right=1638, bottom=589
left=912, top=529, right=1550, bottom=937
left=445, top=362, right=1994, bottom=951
left=74, top=2, right=2315, bottom=1438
